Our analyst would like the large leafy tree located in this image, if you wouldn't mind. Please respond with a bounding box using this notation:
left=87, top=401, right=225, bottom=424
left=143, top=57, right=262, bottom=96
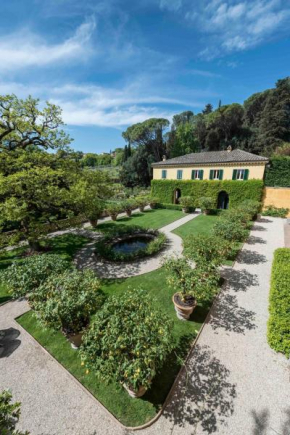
left=0, top=95, right=71, bottom=151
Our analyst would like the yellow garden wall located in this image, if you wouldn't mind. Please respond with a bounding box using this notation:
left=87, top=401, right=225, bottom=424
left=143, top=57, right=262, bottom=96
left=153, top=163, right=266, bottom=181
left=263, top=187, right=290, bottom=217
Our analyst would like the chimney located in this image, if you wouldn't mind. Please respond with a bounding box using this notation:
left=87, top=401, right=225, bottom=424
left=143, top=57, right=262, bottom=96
left=162, top=155, right=167, bottom=161
left=227, top=145, right=232, bottom=153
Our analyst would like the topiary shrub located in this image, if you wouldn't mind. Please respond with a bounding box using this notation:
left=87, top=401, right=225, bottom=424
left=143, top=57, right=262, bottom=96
left=121, top=199, right=137, bottom=217
left=267, top=248, right=290, bottom=357
left=183, top=234, right=233, bottom=267
left=0, top=254, right=71, bottom=298
left=30, top=269, right=103, bottom=335
left=179, top=196, right=195, bottom=213
left=262, top=205, right=289, bottom=218
left=199, top=197, right=215, bottom=214
left=105, top=202, right=123, bottom=221
left=79, top=289, right=173, bottom=396
left=0, top=390, right=29, bottom=435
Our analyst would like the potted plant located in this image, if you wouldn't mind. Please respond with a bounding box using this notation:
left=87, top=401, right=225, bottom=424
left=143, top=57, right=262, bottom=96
left=105, top=202, right=123, bottom=221
left=30, top=269, right=103, bottom=349
left=80, top=289, right=173, bottom=398
left=199, top=197, right=215, bottom=215
left=149, top=197, right=159, bottom=209
left=122, top=199, right=137, bottom=217
left=1, top=254, right=71, bottom=299
left=183, top=234, right=232, bottom=267
left=164, top=257, right=220, bottom=320
left=179, top=196, right=195, bottom=213
left=135, top=196, right=148, bottom=212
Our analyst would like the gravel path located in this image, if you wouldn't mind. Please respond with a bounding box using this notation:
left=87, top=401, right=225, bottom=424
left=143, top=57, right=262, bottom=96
left=74, top=212, right=199, bottom=278
left=0, top=217, right=289, bottom=435
left=284, top=219, right=290, bottom=247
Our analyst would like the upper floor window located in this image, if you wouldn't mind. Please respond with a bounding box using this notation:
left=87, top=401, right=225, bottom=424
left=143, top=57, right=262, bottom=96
left=232, top=169, right=249, bottom=180
left=177, top=170, right=183, bottom=180
left=210, top=169, right=223, bottom=180
left=191, top=170, right=204, bottom=180
left=161, top=169, right=167, bottom=179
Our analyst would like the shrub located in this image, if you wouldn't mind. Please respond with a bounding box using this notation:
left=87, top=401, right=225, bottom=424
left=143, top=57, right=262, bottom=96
left=225, top=208, right=252, bottom=228
left=183, top=234, right=232, bottom=267
left=121, top=199, right=137, bottom=216
left=149, top=197, right=159, bottom=208
left=268, top=248, right=290, bottom=357
left=238, top=200, right=261, bottom=219
left=0, top=390, right=29, bottom=435
left=135, top=196, right=149, bottom=211
left=95, top=227, right=166, bottom=262
left=0, top=254, right=71, bottom=298
left=30, top=269, right=103, bottom=334
left=213, top=218, right=248, bottom=242
left=163, top=257, right=220, bottom=304
left=262, top=205, right=289, bottom=218
left=179, top=196, right=195, bottom=211
left=199, top=196, right=215, bottom=213
left=80, top=289, right=173, bottom=392
left=265, top=157, right=290, bottom=187
left=105, top=202, right=123, bottom=220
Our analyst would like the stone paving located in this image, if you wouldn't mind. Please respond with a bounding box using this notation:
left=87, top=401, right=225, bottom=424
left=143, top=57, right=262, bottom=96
left=0, top=217, right=289, bottom=435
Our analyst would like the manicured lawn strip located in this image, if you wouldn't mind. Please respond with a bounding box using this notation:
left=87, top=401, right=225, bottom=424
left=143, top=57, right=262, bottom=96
left=96, top=209, right=184, bottom=233
left=17, top=267, right=208, bottom=427
left=173, top=214, right=245, bottom=266
left=0, top=234, right=89, bottom=304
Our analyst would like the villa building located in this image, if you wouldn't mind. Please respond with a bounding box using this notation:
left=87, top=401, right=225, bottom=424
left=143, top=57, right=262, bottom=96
left=152, top=148, right=268, bottom=182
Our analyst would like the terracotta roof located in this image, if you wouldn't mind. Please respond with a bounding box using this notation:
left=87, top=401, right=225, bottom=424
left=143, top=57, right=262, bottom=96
left=152, top=149, right=268, bottom=167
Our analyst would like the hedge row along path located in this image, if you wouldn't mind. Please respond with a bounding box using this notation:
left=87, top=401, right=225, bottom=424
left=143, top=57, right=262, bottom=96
left=74, top=212, right=199, bottom=278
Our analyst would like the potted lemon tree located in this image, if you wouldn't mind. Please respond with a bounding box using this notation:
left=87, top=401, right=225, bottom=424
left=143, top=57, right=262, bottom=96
left=179, top=196, right=195, bottom=213
left=164, top=257, right=220, bottom=320
left=80, top=289, right=173, bottom=398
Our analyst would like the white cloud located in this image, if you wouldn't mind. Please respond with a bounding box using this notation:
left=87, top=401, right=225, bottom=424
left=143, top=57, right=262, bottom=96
left=161, top=0, right=290, bottom=58
left=187, top=69, right=221, bottom=78
left=0, top=17, right=96, bottom=72
left=160, top=0, right=183, bottom=12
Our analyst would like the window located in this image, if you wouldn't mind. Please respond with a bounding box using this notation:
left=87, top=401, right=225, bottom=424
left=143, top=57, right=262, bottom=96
left=161, top=169, right=167, bottom=179
left=191, top=170, right=203, bottom=180
left=177, top=170, right=183, bottom=180
left=210, top=169, right=223, bottom=180
left=213, top=170, right=219, bottom=180
left=232, top=169, right=249, bottom=180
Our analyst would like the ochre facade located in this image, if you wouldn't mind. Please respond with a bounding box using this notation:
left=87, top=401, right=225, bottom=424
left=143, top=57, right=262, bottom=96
left=153, top=162, right=266, bottom=181
left=263, top=187, right=290, bottom=217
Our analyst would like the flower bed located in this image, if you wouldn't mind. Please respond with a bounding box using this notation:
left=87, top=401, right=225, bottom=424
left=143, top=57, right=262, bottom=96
left=95, top=226, right=167, bottom=262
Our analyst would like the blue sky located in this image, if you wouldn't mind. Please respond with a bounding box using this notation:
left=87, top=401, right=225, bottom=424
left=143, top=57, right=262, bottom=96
left=1, top=0, right=290, bottom=153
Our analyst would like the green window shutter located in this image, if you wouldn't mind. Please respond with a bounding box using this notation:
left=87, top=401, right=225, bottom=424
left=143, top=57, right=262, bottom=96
left=232, top=169, right=237, bottom=180
left=209, top=170, right=214, bottom=180
left=244, top=169, right=249, bottom=180
left=191, top=170, right=195, bottom=180
left=219, top=169, right=224, bottom=180
left=200, top=170, right=204, bottom=180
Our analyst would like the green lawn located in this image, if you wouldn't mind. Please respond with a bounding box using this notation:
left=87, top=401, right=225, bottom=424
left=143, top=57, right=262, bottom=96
left=0, top=234, right=89, bottom=305
left=17, top=267, right=209, bottom=427
left=96, top=208, right=184, bottom=232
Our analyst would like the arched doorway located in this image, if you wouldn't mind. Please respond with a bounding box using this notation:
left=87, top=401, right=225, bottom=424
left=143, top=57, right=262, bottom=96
left=173, top=188, right=181, bottom=204
left=218, top=191, right=229, bottom=209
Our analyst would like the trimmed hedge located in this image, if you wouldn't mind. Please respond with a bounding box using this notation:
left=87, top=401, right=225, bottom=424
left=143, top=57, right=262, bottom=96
left=265, top=157, right=290, bottom=187
left=267, top=248, right=290, bottom=358
left=151, top=179, right=264, bottom=208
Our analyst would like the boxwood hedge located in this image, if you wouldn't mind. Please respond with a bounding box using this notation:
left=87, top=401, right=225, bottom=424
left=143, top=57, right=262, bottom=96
left=267, top=248, right=290, bottom=358
left=151, top=179, right=264, bottom=208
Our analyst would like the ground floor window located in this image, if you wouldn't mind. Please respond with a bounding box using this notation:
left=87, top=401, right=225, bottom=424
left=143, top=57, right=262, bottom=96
left=210, top=169, right=223, bottom=180
left=232, top=169, right=249, bottom=180
left=161, top=169, right=167, bottom=179
left=191, top=170, right=204, bottom=180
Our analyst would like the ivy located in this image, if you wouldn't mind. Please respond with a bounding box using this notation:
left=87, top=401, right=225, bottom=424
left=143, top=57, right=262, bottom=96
left=265, top=157, right=290, bottom=187
left=151, top=179, right=264, bottom=207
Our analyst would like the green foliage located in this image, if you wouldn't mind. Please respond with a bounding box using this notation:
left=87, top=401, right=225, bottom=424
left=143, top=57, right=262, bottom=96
left=213, top=218, right=248, bottom=242
left=0, top=94, right=71, bottom=151
left=262, top=205, right=289, bottom=218
left=238, top=200, right=261, bottom=219
left=80, top=289, right=173, bottom=391
left=151, top=179, right=264, bottom=207
left=179, top=196, right=195, bottom=210
left=225, top=208, right=252, bottom=227
left=268, top=248, right=290, bottom=357
left=183, top=234, right=232, bottom=267
left=105, top=202, right=123, bottom=219
left=30, top=269, right=103, bottom=334
left=199, top=196, right=215, bottom=212
left=95, top=227, right=166, bottom=262
left=265, top=157, right=290, bottom=187
left=0, top=254, right=71, bottom=298
left=163, top=257, right=220, bottom=303
left=0, top=390, right=29, bottom=435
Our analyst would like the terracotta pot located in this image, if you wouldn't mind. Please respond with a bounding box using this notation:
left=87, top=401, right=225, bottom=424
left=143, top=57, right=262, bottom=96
left=182, top=207, right=190, bottom=213
left=150, top=203, right=157, bottom=209
left=139, top=206, right=145, bottom=212
left=172, top=293, right=197, bottom=321
left=203, top=209, right=210, bottom=215
left=126, top=210, right=132, bottom=217
left=65, top=331, right=84, bottom=350
left=111, top=214, right=118, bottom=221
left=123, top=383, right=147, bottom=398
